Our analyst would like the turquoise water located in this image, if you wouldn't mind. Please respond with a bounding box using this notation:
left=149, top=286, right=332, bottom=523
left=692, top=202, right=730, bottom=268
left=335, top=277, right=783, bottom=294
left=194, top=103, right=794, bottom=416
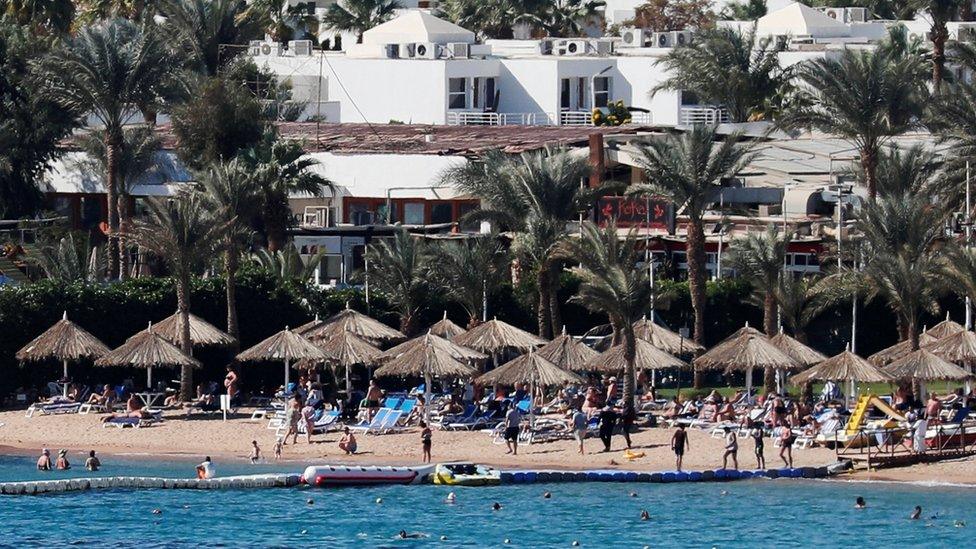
left=1, top=455, right=975, bottom=547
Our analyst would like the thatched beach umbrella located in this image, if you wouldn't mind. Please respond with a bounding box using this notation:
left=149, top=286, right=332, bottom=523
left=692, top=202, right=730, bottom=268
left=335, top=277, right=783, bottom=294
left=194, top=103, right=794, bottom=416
left=377, top=331, right=486, bottom=364
left=868, top=332, right=938, bottom=366
left=584, top=338, right=687, bottom=374
left=886, top=349, right=973, bottom=397
left=791, top=346, right=894, bottom=405
left=536, top=328, right=599, bottom=372
left=16, top=311, right=110, bottom=396
left=95, top=322, right=201, bottom=389
left=694, top=325, right=799, bottom=395
left=304, top=305, right=405, bottom=346
left=294, top=314, right=323, bottom=336
left=453, top=317, right=546, bottom=356
left=927, top=330, right=976, bottom=368
left=135, top=311, right=235, bottom=349
left=429, top=312, right=467, bottom=340
left=632, top=315, right=705, bottom=355
left=477, top=351, right=583, bottom=429
left=308, top=330, right=382, bottom=396
left=236, top=327, right=328, bottom=389
left=927, top=314, right=965, bottom=340
left=374, top=333, right=477, bottom=422
left=769, top=331, right=827, bottom=393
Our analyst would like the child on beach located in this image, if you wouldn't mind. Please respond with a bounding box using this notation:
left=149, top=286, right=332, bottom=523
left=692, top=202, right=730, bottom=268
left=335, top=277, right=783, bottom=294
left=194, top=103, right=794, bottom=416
left=250, top=440, right=261, bottom=463
left=85, top=450, right=100, bottom=471
left=273, top=437, right=283, bottom=461
left=421, top=421, right=432, bottom=463
left=750, top=422, right=765, bottom=469
left=779, top=420, right=794, bottom=468
left=722, top=427, right=738, bottom=470
left=671, top=425, right=689, bottom=471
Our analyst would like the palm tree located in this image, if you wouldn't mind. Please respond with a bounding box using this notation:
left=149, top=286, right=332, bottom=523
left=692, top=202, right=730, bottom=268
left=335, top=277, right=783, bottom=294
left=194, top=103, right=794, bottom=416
left=779, top=48, right=927, bottom=199
left=915, top=0, right=964, bottom=94
left=241, top=0, right=319, bottom=44
left=197, top=159, right=260, bottom=343
left=77, top=125, right=162, bottom=279
left=363, top=228, right=427, bottom=335
left=161, top=0, right=262, bottom=76
left=33, top=18, right=177, bottom=280
left=75, top=0, right=153, bottom=25
left=240, top=131, right=333, bottom=252
left=427, top=234, right=509, bottom=328
left=856, top=144, right=940, bottom=199
left=131, top=193, right=227, bottom=400
left=630, top=125, right=753, bottom=384
left=727, top=224, right=787, bottom=393
left=653, top=26, right=786, bottom=123
left=558, top=221, right=651, bottom=409
left=249, top=246, right=323, bottom=283
left=441, top=147, right=590, bottom=338
left=1, top=0, right=75, bottom=34
left=26, top=232, right=102, bottom=282
left=774, top=274, right=829, bottom=345
left=321, top=0, right=400, bottom=44
left=543, top=0, right=604, bottom=38
left=435, top=0, right=546, bottom=39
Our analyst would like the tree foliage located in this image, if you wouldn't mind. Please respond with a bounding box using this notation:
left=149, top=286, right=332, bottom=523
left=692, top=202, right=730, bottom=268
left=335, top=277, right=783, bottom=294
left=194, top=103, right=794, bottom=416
left=627, top=0, right=714, bottom=31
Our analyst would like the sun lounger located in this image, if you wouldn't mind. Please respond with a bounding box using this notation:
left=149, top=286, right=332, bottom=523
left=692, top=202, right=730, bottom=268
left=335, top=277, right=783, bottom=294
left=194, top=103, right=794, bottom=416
left=298, top=410, right=340, bottom=435
left=372, top=410, right=404, bottom=434
left=102, top=412, right=162, bottom=429
left=26, top=401, right=81, bottom=418
left=439, top=405, right=477, bottom=430
left=349, top=408, right=390, bottom=434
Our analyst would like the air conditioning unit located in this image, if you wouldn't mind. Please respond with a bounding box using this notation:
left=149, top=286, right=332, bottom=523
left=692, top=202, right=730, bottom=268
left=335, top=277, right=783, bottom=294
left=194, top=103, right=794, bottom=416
left=248, top=40, right=263, bottom=56
left=555, top=39, right=588, bottom=56
left=540, top=39, right=554, bottom=55
left=446, top=42, right=469, bottom=58
left=957, top=24, right=976, bottom=42
left=653, top=32, right=673, bottom=48
left=618, top=27, right=652, bottom=48
left=909, top=31, right=932, bottom=43
left=398, top=43, right=416, bottom=58
left=773, top=34, right=790, bottom=50
left=822, top=7, right=845, bottom=21
left=289, top=40, right=313, bottom=56
left=385, top=44, right=400, bottom=58
left=414, top=42, right=438, bottom=59
left=846, top=7, right=868, bottom=22
left=590, top=39, right=614, bottom=56
left=258, top=41, right=281, bottom=56
left=671, top=30, right=694, bottom=47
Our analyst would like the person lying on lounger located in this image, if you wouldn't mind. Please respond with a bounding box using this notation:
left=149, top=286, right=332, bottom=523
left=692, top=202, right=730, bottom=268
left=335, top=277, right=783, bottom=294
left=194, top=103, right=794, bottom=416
left=87, top=385, right=117, bottom=407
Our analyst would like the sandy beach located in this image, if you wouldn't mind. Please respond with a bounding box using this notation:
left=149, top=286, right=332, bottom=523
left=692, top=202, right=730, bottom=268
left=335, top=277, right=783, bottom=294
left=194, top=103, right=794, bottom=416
left=3, top=407, right=972, bottom=485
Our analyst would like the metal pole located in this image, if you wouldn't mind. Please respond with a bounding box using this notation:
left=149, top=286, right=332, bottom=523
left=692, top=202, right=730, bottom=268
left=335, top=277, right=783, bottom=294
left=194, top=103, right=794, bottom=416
left=649, top=257, right=656, bottom=322
left=482, top=278, right=488, bottom=322
left=837, top=187, right=843, bottom=270
left=967, top=162, right=972, bottom=330
left=851, top=245, right=858, bottom=354
left=716, top=194, right=724, bottom=280
left=62, top=359, right=69, bottom=397
left=364, top=257, right=370, bottom=310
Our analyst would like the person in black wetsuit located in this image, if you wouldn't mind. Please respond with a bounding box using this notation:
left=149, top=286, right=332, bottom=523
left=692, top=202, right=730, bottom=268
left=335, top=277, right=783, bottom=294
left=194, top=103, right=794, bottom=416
left=598, top=406, right=619, bottom=452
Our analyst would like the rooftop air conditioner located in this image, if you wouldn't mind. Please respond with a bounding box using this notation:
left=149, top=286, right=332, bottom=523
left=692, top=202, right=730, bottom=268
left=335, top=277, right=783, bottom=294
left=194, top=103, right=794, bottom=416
left=248, top=40, right=263, bottom=56
left=414, top=42, right=438, bottom=59
left=653, top=32, right=673, bottom=48
left=398, top=43, right=416, bottom=58
left=822, top=7, right=845, bottom=21
left=385, top=44, right=400, bottom=58
left=259, top=42, right=281, bottom=56
left=846, top=7, right=868, bottom=22
left=540, top=39, right=554, bottom=55
left=957, top=24, right=976, bottom=42
left=590, top=39, right=614, bottom=56
left=446, top=42, right=469, bottom=58
left=556, top=39, right=588, bottom=56
left=618, top=27, right=652, bottom=48
left=671, top=30, right=694, bottom=47
left=289, top=40, right=313, bottom=56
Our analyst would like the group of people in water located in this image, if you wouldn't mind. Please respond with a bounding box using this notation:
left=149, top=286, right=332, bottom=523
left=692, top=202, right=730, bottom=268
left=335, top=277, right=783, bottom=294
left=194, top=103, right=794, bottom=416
left=36, top=449, right=100, bottom=471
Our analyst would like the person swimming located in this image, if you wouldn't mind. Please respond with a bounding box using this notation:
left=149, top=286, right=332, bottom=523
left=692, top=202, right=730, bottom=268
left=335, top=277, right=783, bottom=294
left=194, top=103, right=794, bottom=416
left=855, top=497, right=866, bottom=509
left=445, top=492, right=456, bottom=504
left=910, top=506, right=922, bottom=520
left=640, top=509, right=650, bottom=521
left=397, top=530, right=427, bottom=539
left=492, top=502, right=502, bottom=511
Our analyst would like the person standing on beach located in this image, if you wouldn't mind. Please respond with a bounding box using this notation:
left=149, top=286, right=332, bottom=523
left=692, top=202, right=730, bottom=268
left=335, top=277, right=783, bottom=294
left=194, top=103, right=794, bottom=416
left=273, top=437, right=283, bottom=460
left=598, top=406, right=618, bottom=452
left=779, top=421, right=794, bottom=468
left=572, top=408, right=588, bottom=454
left=750, top=422, right=765, bottom=469
left=722, top=427, right=738, bottom=470
left=504, top=405, right=522, bottom=455
left=671, top=425, right=689, bottom=471
left=301, top=401, right=316, bottom=444
left=421, top=421, right=432, bottom=463
left=36, top=449, right=52, bottom=471
left=85, top=450, right=101, bottom=471
left=250, top=440, right=261, bottom=463
left=620, top=402, right=636, bottom=449
left=283, top=397, right=301, bottom=445
left=224, top=366, right=239, bottom=407
left=365, top=380, right=384, bottom=421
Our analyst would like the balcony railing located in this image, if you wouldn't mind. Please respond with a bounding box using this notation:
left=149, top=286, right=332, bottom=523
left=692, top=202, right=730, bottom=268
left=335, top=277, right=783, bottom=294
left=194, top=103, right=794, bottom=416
left=446, top=109, right=648, bottom=127
left=559, top=110, right=593, bottom=126
left=680, top=106, right=730, bottom=125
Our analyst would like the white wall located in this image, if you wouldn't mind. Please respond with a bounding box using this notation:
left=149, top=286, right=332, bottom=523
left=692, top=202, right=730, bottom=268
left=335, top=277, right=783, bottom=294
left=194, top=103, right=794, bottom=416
left=615, top=55, right=680, bottom=125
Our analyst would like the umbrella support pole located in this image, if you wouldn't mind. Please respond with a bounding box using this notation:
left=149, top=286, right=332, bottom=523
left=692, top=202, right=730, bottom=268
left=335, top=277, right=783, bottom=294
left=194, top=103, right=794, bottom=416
left=285, top=359, right=291, bottom=392
left=745, top=367, right=753, bottom=398
left=424, top=369, right=432, bottom=425
left=147, top=366, right=153, bottom=391
left=62, top=360, right=69, bottom=397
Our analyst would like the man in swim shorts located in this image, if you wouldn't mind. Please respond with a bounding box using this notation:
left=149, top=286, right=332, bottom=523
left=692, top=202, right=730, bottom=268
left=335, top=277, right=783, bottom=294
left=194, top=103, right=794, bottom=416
left=504, top=405, right=522, bottom=455
left=671, top=425, right=689, bottom=471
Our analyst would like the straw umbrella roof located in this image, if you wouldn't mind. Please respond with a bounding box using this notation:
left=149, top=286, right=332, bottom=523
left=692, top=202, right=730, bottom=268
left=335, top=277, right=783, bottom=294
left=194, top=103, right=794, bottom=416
left=452, top=317, right=546, bottom=354
left=927, top=314, right=965, bottom=340
left=373, top=334, right=478, bottom=379
left=868, top=333, right=938, bottom=366
left=770, top=332, right=827, bottom=367
left=927, top=330, right=976, bottom=367
left=476, top=351, right=583, bottom=387
left=632, top=316, right=705, bottom=354
left=886, top=349, right=974, bottom=382
left=16, top=311, right=110, bottom=362
left=316, top=330, right=382, bottom=367
left=583, top=338, right=687, bottom=373
left=236, top=327, right=328, bottom=363
left=429, top=312, right=467, bottom=340
left=790, top=349, right=894, bottom=385
left=536, top=329, right=599, bottom=371
left=134, top=312, right=234, bottom=348
left=294, top=315, right=323, bottom=336
left=95, top=326, right=201, bottom=370
left=377, top=331, right=486, bottom=364
left=304, top=306, right=405, bottom=345
left=694, top=326, right=799, bottom=372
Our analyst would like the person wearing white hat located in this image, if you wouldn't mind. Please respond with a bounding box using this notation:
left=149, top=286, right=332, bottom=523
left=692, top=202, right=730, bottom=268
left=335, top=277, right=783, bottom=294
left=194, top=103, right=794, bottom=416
left=37, top=449, right=52, bottom=471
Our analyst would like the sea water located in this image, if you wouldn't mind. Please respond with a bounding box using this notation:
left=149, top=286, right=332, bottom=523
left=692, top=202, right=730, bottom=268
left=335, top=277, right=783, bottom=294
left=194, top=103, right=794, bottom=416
left=0, top=454, right=974, bottom=547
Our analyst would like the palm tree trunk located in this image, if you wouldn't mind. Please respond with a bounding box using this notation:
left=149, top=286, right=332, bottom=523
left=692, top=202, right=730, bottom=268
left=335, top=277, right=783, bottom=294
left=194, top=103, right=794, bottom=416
left=763, top=292, right=777, bottom=337
left=909, top=317, right=920, bottom=351
left=763, top=366, right=777, bottom=396
left=932, top=24, right=948, bottom=95
left=861, top=145, right=879, bottom=200
left=687, top=218, right=707, bottom=389
left=400, top=311, right=415, bottom=337
left=267, top=221, right=286, bottom=253
left=225, top=247, right=240, bottom=346
left=622, top=323, right=637, bottom=407
left=537, top=264, right=553, bottom=339
left=548, top=263, right=562, bottom=336
left=176, top=271, right=194, bottom=401
left=118, top=194, right=130, bottom=280
left=105, top=131, right=121, bottom=280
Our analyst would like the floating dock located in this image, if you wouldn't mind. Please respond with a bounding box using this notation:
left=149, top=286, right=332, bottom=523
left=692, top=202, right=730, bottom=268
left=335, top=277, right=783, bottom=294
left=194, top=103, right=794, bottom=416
left=500, top=466, right=831, bottom=484
left=0, top=473, right=301, bottom=495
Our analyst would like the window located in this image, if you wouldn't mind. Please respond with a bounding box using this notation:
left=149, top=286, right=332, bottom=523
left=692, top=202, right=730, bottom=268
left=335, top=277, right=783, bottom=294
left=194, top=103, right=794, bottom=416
left=457, top=203, right=479, bottom=231
left=448, top=78, right=467, bottom=109
left=485, top=78, right=496, bottom=110
left=316, top=255, right=343, bottom=284
left=793, top=254, right=808, bottom=267
left=672, top=251, right=687, bottom=265
left=593, top=76, right=611, bottom=108
left=348, top=203, right=372, bottom=225
left=431, top=203, right=453, bottom=224
left=403, top=202, right=425, bottom=225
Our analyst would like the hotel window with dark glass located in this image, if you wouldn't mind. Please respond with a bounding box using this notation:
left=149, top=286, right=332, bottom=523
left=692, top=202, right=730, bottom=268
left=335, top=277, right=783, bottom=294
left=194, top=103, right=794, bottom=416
left=431, top=203, right=452, bottom=224
left=593, top=76, right=611, bottom=108
left=403, top=202, right=425, bottom=225
left=448, top=78, right=467, bottom=109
